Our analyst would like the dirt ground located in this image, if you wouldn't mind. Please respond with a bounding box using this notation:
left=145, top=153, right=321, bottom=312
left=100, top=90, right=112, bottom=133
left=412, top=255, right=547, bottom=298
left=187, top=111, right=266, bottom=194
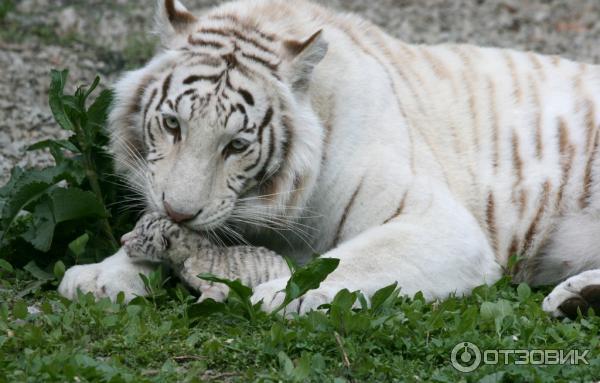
left=1, top=0, right=599, bottom=185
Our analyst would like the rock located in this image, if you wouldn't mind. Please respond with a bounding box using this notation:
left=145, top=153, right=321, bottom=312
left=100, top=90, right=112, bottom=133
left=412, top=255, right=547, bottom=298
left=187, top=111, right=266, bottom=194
left=57, top=7, right=79, bottom=34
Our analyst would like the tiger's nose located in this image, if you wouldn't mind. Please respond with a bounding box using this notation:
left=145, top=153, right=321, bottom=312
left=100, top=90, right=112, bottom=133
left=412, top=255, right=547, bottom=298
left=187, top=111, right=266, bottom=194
left=163, top=200, right=199, bottom=223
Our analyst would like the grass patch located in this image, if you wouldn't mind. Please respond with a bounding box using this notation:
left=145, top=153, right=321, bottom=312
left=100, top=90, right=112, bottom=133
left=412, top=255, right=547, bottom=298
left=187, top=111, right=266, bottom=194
left=0, top=269, right=598, bottom=382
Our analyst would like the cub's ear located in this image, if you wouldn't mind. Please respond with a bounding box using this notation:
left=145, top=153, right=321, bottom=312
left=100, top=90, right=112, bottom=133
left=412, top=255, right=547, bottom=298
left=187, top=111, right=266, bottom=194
left=154, top=0, right=198, bottom=45
left=282, top=30, right=328, bottom=93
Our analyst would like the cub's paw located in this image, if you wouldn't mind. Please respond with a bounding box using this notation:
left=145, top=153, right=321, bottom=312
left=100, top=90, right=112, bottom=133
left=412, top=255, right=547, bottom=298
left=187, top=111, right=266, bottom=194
left=121, top=213, right=179, bottom=261
left=543, top=269, right=600, bottom=319
left=251, top=278, right=342, bottom=316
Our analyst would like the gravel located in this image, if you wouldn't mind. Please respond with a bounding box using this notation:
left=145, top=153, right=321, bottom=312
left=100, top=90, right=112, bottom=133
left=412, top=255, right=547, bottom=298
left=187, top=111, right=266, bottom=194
left=1, top=0, right=599, bottom=185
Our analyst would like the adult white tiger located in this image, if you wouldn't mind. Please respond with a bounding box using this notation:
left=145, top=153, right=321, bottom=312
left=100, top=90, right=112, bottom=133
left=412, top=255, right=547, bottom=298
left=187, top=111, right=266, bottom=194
left=59, top=0, right=600, bottom=318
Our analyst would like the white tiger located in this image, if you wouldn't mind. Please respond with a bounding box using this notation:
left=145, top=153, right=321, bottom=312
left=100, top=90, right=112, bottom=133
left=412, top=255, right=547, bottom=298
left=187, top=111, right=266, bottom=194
left=59, top=0, right=600, bottom=318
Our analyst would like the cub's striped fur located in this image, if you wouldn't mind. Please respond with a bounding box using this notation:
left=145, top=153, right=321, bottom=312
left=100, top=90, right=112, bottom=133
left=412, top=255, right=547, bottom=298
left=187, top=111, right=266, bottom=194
left=122, top=213, right=290, bottom=302
left=60, top=0, right=600, bottom=317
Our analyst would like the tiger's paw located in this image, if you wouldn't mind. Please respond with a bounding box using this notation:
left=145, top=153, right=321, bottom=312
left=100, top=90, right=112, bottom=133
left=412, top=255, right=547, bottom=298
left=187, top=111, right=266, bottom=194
left=121, top=213, right=179, bottom=261
left=58, top=248, right=154, bottom=302
left=543, top=269, right=600, bottom=319
left=251, top=278, right=342, bottom=316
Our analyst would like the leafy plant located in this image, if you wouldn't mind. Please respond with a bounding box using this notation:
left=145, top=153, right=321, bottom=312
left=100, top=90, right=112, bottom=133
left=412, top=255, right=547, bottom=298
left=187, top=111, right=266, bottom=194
left=0, top=69, right=137, bottom=269
left=273, top=257, right=340, bottom=314
left=0, top=0, right=13, bottom=20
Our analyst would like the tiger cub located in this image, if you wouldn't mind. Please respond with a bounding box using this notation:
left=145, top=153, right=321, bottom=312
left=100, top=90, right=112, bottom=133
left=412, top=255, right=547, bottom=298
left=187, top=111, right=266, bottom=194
left=121, top=213, right=290, bottom=302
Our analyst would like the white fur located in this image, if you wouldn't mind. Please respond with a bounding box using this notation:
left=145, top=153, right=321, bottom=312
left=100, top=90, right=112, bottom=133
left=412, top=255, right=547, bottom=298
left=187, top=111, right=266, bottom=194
left=60, top=0, right=600, bottom=316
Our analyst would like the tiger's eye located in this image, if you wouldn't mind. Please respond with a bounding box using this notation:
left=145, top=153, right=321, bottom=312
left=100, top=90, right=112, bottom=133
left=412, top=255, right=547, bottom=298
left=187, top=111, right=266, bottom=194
left=223, top=138, right=250, bottom=158
left=230, top=138, right=249, bottom=151
left=163, top=116, right=180, bottom=131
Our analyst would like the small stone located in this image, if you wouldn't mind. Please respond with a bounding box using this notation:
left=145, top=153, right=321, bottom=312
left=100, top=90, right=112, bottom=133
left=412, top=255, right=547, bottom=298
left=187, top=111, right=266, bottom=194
left=58, top=7, right=79, bottom=34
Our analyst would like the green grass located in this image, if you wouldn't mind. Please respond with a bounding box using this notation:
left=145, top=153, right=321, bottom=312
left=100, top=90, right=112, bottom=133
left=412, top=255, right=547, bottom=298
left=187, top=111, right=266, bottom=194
left=1, top=265, right=598, bottom=382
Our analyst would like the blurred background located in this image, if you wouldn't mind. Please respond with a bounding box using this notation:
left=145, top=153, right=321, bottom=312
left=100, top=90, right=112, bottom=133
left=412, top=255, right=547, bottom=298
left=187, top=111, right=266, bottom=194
left=1, top=0, right=599, bottom=185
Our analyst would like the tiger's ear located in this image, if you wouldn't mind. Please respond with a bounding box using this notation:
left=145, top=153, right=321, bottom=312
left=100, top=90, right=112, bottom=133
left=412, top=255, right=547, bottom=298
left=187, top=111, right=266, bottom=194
left=282, top=30, right=328, bottom=93
left=154, top=0, right=198, bottom=45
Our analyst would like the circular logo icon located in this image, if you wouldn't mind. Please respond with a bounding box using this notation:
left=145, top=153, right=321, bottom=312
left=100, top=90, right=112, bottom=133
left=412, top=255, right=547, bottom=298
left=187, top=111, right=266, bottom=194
left=451, top=342, right=481, bottom=372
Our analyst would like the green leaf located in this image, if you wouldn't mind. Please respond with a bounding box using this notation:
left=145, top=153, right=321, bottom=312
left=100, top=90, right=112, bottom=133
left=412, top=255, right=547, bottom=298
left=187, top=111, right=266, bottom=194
left=278, top=351, right=294, bottom=377
left=331, top=289, right=356, bottom=313
left=1, top=180, right=53, bottom=234
left=330, top=289, right=359, bottom=334
left=0, top=258, right=13, bottom=273
left=20, top=196, right=55, bottom=251
left=82, top=75, right=100, bottom=102
left=49, top=69, right=75, bottom=131
left=187, top=299, right=228, bottom=319
left=480, top=299, right=514, bottom=334
left=0, top=163, right=82, bottom=245
left=517, top=283, right=531, bottom=301
left=28, top=139, right=80, bottom=163
left=370, top=282, right=398, bottom=312
left=68, top=233, right=89, bottom=257
left=23, top=261, right=54, bottom=281
left=50, top=188, right=107, bottom=223
left=197, top=273, right=255, bottom=320
left=198, top=273, right=253, bottom=301
left=86, top=89, right=113, bottom=135
left=16, top=187, right=106, bottom=251
left=273, top=257, right=339, bottom=314
left=53, top=260, right=65, bottom=280
left=12, top=300, right=28, bottom=320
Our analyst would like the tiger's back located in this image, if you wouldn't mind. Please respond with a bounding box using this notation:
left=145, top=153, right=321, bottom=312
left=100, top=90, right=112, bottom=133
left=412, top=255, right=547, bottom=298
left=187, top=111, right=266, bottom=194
left=211, top=0, right=600, bottom=283
left=71, top=0, right=600, bottom=315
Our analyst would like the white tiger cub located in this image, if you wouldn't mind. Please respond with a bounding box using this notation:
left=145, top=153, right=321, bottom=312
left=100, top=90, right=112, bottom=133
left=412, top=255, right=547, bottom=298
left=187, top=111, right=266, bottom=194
left=59, top=0, right=600, bottom=318
left=121, top=213, right=290, bottom=302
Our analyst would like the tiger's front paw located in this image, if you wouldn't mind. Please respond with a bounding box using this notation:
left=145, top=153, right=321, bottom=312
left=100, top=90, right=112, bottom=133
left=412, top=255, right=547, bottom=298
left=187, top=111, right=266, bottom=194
left=251, top=278, right=342, bottom=316
left=121, top=213, right=179, bottom=261
left=58, top=248, right=154, bottom=302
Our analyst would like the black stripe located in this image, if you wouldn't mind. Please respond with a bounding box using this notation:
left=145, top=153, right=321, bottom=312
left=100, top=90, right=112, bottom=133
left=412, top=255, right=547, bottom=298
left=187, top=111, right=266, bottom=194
left=241, top=148, right=256, bottom=160
left=145, top=121, right=154, bottom=146
left=223, top=106, right=236, bottom=129
left=257, top=107, right=273, bottom=138
left=280, top=119, right=291, bottom=166
left=197, top=28, right=276, bottom=54
left=243, top=107, right=273, bottom=172
left=188, top=35, right=224, bottom=49
left=175, top=89, right=196, bottom=111
left=183, top=74, right=221, bottom=84
left=238, top=88, right=254, bottom=106
left=227, top=179, right=238, bottom=194
left=256, top=125, right=275, bottom=184
left=156, top=73, right=172, bottom=111
left=147, top=156, right=165, bottom=163
left=241, top=52, right=278, bottom=72
left=142, top=88, right=158, bottom=146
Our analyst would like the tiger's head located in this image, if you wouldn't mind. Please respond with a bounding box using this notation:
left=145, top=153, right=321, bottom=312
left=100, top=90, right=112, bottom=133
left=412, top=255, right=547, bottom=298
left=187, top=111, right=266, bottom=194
left=109, top=0, right=327, bottom=232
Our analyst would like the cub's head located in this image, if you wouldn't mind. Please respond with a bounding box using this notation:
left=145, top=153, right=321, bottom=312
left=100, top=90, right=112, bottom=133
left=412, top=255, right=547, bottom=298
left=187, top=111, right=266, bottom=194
left=109, top=0, right=327, bottom=231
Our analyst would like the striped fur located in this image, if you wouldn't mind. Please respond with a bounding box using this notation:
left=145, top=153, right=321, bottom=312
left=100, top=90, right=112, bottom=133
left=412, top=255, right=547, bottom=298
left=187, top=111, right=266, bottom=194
left=61, top=0, right=600, bottom=315
left=122, top=213, right=290, bottom=302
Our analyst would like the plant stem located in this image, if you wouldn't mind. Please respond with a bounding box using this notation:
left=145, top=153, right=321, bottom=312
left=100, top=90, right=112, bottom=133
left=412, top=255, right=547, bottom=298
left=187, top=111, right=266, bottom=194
left=74, top=122, right=118, bottom=250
